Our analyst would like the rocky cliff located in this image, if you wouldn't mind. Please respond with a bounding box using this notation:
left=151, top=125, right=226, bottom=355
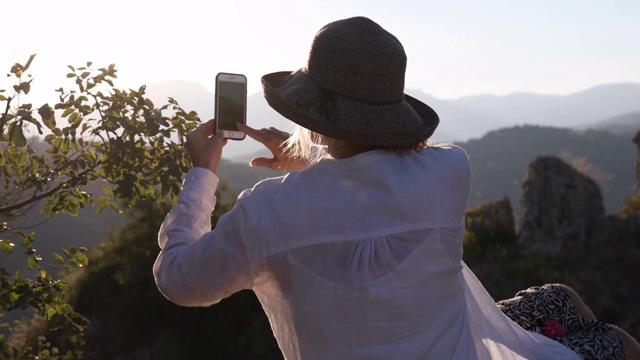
left=463, top=131, right=640, bottom=337
left=518, top=156, right=606, bottom=255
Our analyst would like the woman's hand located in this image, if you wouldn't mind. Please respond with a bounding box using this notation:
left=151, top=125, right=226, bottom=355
left=184, top=119, right=227, bottom=173
left=238, top=123, right=307, bottom=171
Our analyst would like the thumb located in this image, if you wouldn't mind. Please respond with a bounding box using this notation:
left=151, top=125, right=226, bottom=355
left=249, top=157, right=275, bottom=168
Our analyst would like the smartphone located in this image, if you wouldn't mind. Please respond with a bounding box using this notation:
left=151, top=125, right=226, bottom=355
left=215, top=72, right=247, bottom=140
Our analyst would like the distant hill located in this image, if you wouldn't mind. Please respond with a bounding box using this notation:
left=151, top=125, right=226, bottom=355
left=458, top=125, right=637, bottom=220
left=583, top=111, right=640, bottom=138
left=146, top=80, right=640, bottom=160
left=451, top=83, right=640, bottom=127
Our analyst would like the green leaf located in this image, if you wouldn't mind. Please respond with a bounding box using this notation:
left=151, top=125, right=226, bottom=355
left=67, top=205, right=78, bottom=216
left=16, top=152, right=28, bottom=166
left=22, top=116, right=44, bottom=135
left=0, top=240, right=15, bottom=254
left=53, top=252, right=65, bottom=264
left=96, top=196, right=110, bottom=214
left=88, top=148, right=97, bottom=160
left=0, top=148, right=5, bottom=166
left=16, top=81, right=31, bottom=95
left=72, top=252, right=88, bottom=268
left=46, top=307, right=59, bottom=321
left=22, top=54, right=36, bottom=72
left=38, top=103, right=56, bottom=130
left=61, top=138, right=70, bottom=153
left=49, top=313, right=66, bottom=330
left=27, top=255, right=38, bottom=269
left=68, top=111, right=78, bottom=123
left=30, top=157, right=39, bottom=172
left=8, top=122, right=27, bottom=148
left=38, top=267, right=47, bottom=278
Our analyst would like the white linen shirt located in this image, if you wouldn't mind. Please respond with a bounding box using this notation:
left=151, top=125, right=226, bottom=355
left=154, top=145, right=580, bottom=360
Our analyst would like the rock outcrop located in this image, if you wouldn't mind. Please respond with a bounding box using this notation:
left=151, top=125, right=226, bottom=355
left=518, top=156, right=606, bottom=255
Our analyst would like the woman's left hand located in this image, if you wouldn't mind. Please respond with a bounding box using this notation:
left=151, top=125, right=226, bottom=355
left=238, top=123, right=307, bottom=171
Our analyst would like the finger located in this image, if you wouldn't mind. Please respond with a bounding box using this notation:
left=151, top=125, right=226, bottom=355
left=211, top=129, right=228, bottom=146
left=189, top=119, right=215, bottom=139
left=239, top=124, right=279, bottom=148
left=249, top=157, right=276, bottom=169
left=269, top=127, right=290, bottom=140
left=237, top=123, right=268, bottom=142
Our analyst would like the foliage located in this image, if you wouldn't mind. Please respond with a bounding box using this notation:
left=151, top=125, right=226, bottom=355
left=43, top=197, right=280, bottom=359
left=621, top=192, right=640, bottom=217
left=463, top=201, right=520, bottom=298
left=1, top=55, right=199, bottom=358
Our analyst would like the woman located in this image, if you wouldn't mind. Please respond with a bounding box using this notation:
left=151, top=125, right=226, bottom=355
left=154, top=16, right=638, bottom=359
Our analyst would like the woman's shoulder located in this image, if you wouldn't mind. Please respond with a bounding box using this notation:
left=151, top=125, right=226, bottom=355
left=412, top=143, right=472, bottom=181
left=426, top=142, right=467, bottom=153
left=416, top=143, right=470, bottom=165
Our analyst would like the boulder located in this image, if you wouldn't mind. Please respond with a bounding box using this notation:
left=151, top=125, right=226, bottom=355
left=519, top=156, right=605, bottom=255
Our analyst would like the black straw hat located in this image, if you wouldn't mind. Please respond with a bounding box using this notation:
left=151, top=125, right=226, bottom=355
left=261, top=16, right=439, bottom=147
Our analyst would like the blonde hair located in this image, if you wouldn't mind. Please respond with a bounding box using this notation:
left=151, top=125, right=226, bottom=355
left=283, top=126, right=329, bottom=165
left=285, top=124, right=431, bottom=164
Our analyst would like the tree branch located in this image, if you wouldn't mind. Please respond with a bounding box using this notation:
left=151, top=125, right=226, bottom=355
left=0, top=96, right=13, bottom=134
left=0, top=161, right=102, bottom=215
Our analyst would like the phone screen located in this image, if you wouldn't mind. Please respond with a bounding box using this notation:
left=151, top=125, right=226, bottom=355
left=217, top=79, right=246, bottom=131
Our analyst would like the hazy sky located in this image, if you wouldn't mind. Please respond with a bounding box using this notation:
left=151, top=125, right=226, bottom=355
left=3, top=0, right=640, bottom=105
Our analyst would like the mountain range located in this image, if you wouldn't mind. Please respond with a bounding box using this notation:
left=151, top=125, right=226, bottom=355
left=145, top=80, right=640, bottom=161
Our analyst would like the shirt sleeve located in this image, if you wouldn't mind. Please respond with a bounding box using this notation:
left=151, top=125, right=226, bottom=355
left=153, top=167, right=254, bottom=307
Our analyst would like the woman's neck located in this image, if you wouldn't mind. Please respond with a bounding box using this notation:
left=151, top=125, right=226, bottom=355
left=326, top=139, right=382, bottom=159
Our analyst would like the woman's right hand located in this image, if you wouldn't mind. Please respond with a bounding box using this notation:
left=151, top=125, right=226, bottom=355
left=184, top=119, right=227, bottom=173
left=238, top=123, right=307, bottom=171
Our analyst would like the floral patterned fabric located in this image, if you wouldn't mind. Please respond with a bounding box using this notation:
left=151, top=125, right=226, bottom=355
left=497, top=284, right=625, bottom=360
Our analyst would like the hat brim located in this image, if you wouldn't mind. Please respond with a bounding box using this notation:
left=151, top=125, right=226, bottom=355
left=262, top=70, right=439, bottom=147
